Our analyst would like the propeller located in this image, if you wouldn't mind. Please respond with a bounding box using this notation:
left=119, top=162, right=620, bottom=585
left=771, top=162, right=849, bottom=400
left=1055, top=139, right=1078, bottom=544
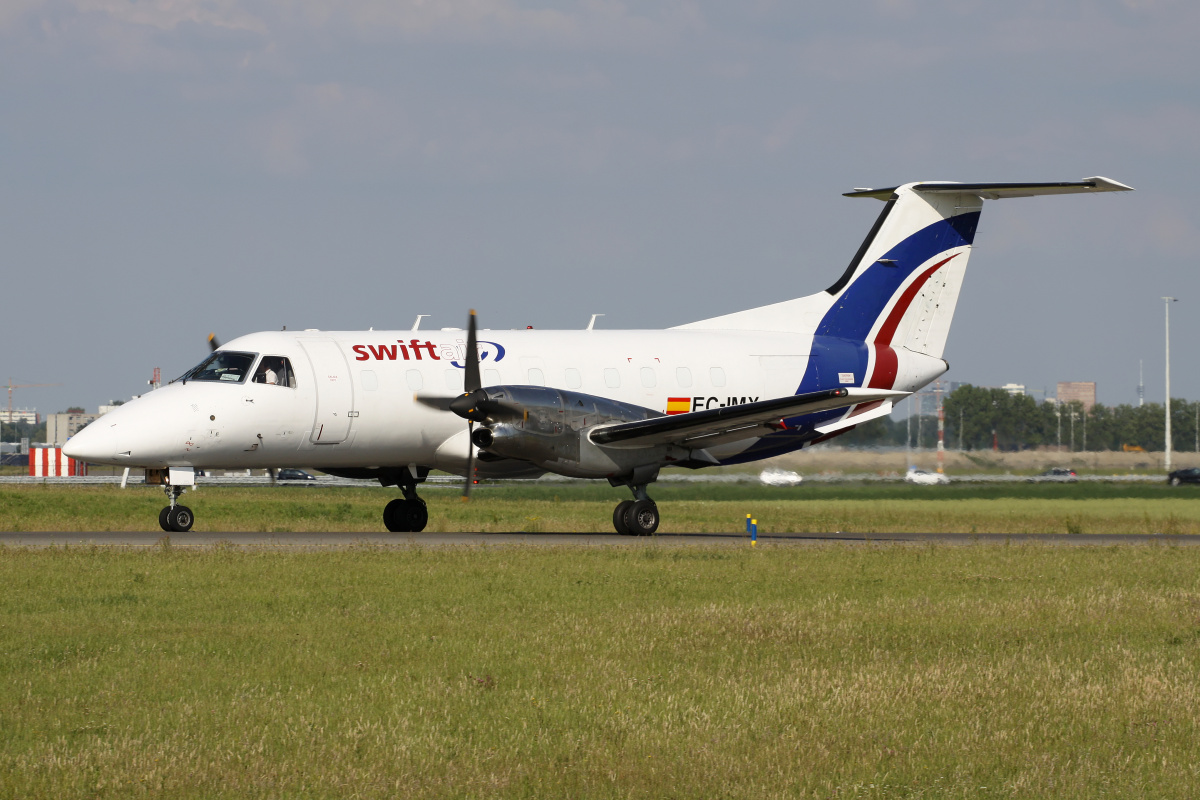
left=460, top=310, right=480, bottom=499
left=414, top=310, right=488, bottom=499
left=208, top=333, right=221, bottom=352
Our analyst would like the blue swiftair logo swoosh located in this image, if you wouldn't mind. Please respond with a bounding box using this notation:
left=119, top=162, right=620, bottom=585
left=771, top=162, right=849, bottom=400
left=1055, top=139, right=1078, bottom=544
left=451, top=340, right=506, bottom=368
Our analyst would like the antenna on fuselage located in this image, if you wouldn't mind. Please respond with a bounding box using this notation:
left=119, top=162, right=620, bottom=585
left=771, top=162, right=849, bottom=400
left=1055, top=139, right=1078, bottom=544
left=586, top=314, right=604, bottom=330
left=412, top=315, right=430, bottom=331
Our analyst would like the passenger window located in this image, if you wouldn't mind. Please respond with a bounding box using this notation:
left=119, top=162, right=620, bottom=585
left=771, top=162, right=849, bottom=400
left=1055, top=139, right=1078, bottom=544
left=676, top=367, right=692, bottom=388
left=564, top=368, right=582, bottom=389
left=445, top=369, right=464, bottom=392
left=253, top=356, right=296, bottom=388
left=604, top=368, right=620, bottom=388
left=406, top=370, right=423, bottom=391
left=527, top=368, right=545, bottom=386
left=640, top=367, right=656, bottom=388
left=483, top=368, right=501, bottom=386
left=360, top=370, right=379, bottom=391
left=710, top=367, right=727, bottom=387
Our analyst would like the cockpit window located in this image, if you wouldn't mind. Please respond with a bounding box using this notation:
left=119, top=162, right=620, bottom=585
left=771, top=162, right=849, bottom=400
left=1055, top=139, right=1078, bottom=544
left=181, top=351, right=257, bottom=384
left=253, top=356, right=296, bottom=388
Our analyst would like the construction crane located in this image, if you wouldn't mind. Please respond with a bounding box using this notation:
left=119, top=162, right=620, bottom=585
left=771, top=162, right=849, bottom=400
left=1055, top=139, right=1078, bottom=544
left=5, top=378, right=61, bottom=423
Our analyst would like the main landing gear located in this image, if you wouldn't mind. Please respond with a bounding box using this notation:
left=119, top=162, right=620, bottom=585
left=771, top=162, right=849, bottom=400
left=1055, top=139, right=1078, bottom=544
left=380, top=467, right=430, bottom=533
left=611, top=479, right=660, bottom=536
left=159, top=484, right=194, bottom=533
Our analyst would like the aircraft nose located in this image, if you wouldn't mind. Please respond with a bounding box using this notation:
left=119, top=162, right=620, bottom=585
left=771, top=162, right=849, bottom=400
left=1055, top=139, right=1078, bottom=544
left=62, top=418, right=121, bottom=464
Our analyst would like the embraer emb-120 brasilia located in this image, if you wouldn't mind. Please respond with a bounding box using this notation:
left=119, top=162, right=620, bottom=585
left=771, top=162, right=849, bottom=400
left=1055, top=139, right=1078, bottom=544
left=65, top=177, right=1133, bottom=534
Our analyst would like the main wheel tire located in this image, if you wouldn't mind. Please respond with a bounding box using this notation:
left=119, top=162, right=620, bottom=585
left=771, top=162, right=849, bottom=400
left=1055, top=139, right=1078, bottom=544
left=383, top=498, right=410, bottom=532
left=623, top=499, right=659, bottom=536
left=167, top=505, right=194, bottom=532
left=159, top=507, right=172, bottom=532
left=613, top=500, right=634, bottom=534
left=405, top=500, right=429, bottom=533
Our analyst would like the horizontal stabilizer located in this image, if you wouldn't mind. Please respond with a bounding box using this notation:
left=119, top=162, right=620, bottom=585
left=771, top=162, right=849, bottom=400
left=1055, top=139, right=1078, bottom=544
left=845, top=177, right=1134, bottom=201
left=590, top=387, right=907, bottom=449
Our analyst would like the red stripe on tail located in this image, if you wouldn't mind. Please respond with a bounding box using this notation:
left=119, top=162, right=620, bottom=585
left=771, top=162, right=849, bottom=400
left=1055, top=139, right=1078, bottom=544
left=867, top=254, right=958, bottom=389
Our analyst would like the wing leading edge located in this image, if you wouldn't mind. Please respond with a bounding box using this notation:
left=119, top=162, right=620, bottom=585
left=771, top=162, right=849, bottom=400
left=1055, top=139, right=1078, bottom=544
left=590, top=387, right=908, bottom=450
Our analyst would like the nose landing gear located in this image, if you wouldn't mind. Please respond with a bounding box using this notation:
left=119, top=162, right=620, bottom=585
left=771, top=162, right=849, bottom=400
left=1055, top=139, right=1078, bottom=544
left=159, top=484, right=194, bottom=533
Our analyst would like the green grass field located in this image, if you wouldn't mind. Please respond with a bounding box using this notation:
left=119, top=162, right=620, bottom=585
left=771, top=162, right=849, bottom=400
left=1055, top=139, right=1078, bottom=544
left=2, top=544, right=1199, bottom=798
left=3, top=481, right=1200, bottom=534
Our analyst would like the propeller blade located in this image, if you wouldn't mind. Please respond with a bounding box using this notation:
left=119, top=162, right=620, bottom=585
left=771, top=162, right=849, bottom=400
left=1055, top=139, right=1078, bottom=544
left=463, top=421, right=475, bottom=500
left=464, top=309, right=481, bottom=393
left=207, top=333, right=221, bottom=352
left=414, top=394, right=456, bottom=411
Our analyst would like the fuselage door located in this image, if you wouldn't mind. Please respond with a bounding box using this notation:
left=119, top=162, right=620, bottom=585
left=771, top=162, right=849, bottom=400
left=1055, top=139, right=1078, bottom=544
left=299, top=339, right=355, bottom=444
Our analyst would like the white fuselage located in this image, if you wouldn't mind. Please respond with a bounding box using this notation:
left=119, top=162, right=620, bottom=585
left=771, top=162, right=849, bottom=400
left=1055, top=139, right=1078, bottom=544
left=67, top=326, right=946, bottom=475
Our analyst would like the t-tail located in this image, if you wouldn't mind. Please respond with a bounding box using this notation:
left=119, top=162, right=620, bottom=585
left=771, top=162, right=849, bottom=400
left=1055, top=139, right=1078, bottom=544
left=677, top=177, right=1133, bottom=394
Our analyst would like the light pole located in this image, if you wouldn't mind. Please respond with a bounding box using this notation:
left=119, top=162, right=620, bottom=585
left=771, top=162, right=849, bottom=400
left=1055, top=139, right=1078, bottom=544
left=1164, top=297, right=1178, bottom=471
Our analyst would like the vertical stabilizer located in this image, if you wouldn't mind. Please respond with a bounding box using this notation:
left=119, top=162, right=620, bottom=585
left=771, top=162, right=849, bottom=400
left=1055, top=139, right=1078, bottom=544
left=676, top=178, right=1132, bottom=382
left=820, top=183, right=982, bottom=361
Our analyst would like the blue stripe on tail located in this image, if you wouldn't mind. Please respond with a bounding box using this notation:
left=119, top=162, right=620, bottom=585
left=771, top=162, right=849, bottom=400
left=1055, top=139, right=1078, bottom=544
left=817, top=211, right=979, bottom=342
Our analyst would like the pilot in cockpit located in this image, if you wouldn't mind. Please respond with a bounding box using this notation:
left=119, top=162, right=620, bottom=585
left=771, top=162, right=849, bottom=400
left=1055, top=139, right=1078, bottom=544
left=254, top=358, right=279, bottom=385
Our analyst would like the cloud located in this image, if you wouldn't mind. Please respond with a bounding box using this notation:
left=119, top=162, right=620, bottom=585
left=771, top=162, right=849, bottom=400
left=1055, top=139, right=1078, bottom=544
left=248, top=81, right=422, bottom=175
left=4, top=0, right=703, bottom=49
left=0, top=0, right=41, bottom=28
left=70, top=0, right=267, bottom=33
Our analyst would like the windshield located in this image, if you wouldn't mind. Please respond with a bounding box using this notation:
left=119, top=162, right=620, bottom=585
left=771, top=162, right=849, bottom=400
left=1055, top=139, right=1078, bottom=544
left=181, top=351, right=257, bottom=383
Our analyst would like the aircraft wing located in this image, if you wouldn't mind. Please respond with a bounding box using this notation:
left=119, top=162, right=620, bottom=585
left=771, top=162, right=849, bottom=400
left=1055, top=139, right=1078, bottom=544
left=590, top=387, right=908, bottom=450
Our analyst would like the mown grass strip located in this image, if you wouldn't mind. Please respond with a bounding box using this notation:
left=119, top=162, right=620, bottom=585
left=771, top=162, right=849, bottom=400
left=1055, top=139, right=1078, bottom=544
left=3, top=483, right=1200, bottom=534
left=2, top=545, right=1199, bottom=798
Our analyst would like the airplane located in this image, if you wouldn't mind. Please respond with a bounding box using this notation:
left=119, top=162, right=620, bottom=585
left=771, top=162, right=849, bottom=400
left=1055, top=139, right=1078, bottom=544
left=63, top=177, right=1133, bottom=534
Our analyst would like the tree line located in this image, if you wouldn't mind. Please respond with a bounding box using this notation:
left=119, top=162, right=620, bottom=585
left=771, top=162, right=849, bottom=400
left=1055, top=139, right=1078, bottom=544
left=838, top=384, right=1199, bottom=452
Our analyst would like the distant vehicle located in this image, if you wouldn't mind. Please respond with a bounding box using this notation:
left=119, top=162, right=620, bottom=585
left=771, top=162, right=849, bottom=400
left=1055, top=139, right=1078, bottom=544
left=276, top=469, right=317, bottom=481
left=1030, top=467, right=1078, bottom=483
left=1168, top=468, right=1200, bottom=486
left=905, top=467, right=949, bottom=485
left=759, top=468, right=802, bottom=486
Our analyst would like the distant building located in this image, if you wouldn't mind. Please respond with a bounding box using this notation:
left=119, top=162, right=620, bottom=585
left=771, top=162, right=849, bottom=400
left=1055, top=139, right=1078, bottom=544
left=45, top=413, right=99, bottom=446
left=1001, top=383, right=1026, bottom=397
left=2, top=409, right=39, bottom=425
left=1057, top=381, right=1097, bottom=411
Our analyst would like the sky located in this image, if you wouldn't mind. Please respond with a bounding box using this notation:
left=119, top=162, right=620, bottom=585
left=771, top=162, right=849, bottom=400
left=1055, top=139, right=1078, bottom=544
left=2, top=0, right=1198, bottom=417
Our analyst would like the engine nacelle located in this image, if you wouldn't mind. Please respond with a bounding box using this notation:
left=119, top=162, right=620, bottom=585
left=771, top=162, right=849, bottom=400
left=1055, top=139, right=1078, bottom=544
left=469, top=385, right=695, bottom=480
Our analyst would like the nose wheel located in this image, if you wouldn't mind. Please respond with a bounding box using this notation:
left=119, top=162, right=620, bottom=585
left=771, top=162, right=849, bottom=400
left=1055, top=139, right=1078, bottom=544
left=159, top=505, right=194, bottom=532
left=159, top=484, right=194, bottom=532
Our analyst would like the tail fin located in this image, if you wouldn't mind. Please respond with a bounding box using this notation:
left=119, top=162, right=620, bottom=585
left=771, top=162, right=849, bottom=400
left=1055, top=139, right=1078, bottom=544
left=821, top=181, right=982, bottom=360
left=676, top=177, right=1132, bottom=364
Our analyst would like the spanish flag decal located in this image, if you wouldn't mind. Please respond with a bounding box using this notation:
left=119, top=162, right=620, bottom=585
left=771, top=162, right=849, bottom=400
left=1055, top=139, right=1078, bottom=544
left=666, top=397, right=691, bottom=415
